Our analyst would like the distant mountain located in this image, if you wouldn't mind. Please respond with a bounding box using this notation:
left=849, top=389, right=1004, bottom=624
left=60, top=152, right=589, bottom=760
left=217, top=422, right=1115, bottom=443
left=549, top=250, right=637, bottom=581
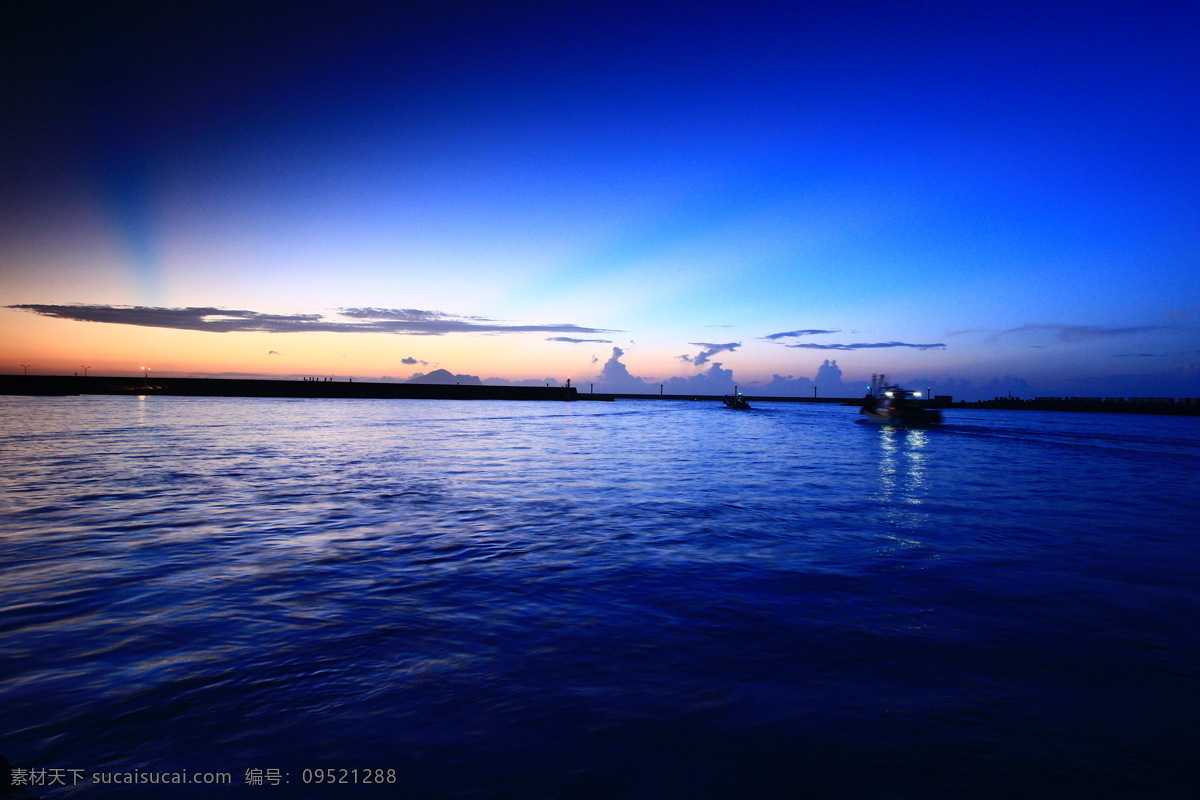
left=407, top=368, right=483, bottom=385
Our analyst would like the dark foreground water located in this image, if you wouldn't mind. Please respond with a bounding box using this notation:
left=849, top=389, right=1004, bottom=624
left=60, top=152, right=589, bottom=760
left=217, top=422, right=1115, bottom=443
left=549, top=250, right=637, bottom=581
left=2, top=396, right=1198, bottom=798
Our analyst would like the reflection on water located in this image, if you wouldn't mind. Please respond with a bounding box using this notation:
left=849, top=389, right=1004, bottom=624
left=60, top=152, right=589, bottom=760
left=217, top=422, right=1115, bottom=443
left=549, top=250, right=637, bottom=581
left=1, top=397, right=1199, bottom=798
left=869, top=426, right=930, bottom=543
left=874, top=425, right=929, bottom=501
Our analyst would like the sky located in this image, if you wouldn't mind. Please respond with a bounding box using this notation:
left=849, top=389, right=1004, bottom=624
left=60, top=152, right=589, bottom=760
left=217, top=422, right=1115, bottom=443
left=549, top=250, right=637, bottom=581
left=2, top=0, right=1198, bottom=399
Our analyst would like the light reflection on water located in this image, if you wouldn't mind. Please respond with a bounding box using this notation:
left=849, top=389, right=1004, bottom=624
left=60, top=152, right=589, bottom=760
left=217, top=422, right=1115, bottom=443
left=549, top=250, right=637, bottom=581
left=874, top=424, right=929, bottom=503
left=1, top=396, right=1199, bottom=797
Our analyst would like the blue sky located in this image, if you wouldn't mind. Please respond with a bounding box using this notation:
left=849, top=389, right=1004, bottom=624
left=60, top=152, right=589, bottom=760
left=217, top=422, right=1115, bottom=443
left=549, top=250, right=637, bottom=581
left=2, top=1, right=1197, bottom=399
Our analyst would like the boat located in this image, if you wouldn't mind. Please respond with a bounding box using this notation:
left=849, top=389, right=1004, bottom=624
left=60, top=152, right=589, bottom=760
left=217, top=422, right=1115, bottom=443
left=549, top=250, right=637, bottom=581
left=112, top=385, right=164, bottom=395
left=723, top=389, right=751, bottom=410
left=859, top=374, right=941, bottom=425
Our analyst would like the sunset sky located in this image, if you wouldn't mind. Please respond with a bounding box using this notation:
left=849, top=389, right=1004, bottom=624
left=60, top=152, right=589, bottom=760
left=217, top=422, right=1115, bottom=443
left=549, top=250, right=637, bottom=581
left=3, top=1, right=1198, bottom=399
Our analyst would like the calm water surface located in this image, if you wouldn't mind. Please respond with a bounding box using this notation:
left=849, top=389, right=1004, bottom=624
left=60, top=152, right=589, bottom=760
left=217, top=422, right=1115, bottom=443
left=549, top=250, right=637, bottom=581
left=2, top=396, right=1198, bottom=797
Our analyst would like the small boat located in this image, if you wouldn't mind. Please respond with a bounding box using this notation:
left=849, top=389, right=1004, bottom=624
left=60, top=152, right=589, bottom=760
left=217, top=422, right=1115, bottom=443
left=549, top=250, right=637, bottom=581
left=112, top=385, right=164, bottom=394
left=723, top=390, right=751, bottom=410
left=859, top=374, right=941, bottom=425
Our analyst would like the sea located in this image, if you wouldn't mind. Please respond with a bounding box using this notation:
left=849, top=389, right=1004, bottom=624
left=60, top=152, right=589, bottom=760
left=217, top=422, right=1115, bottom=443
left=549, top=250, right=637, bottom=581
left=2, top=395, right=1198, bottom=798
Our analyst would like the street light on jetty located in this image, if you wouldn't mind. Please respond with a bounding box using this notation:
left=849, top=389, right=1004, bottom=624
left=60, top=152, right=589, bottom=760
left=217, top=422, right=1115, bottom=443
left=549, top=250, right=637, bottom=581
left=21, top=364, right=30, bottom=375
left=82, top=366, right=90, bottom=377
left=141, top=366, right=150, bottom=387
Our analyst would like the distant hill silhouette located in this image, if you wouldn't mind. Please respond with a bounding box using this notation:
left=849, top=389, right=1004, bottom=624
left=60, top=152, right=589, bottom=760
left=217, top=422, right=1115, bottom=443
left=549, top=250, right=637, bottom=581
left=407, top=368, right=483, bottom=385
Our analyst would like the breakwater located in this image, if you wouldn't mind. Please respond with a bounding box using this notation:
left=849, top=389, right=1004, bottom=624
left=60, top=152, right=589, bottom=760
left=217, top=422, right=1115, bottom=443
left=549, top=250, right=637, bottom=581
left=0, top=374, right=577, bottom=402
left=956, top=396, right=1200, bottom=415
left=579, top=392, right=860, bottom=403
left=5, top=376, right=1195, bottom=414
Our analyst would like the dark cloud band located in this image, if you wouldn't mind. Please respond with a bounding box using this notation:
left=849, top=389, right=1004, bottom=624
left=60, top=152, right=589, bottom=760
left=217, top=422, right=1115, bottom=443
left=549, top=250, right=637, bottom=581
left=782, top=341, right=946, bottom=351
left=9, top=304, right=617, bottom=337
left=762, top=329, right=841, bottom=340
left=679, top=341, right=740, bottom=365
left=996, top=323, right=1172, bottom=342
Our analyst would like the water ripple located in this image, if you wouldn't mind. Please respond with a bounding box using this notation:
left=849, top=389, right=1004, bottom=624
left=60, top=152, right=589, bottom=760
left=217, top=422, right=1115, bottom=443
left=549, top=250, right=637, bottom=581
left=1, top=397, right=1198, bottom=797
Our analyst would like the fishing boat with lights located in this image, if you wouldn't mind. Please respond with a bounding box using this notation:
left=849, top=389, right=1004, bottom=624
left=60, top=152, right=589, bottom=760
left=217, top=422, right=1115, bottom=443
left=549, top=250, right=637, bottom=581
left=723, top=388, right=752, bottom=410
left=859, top=374, right=942, bottom=425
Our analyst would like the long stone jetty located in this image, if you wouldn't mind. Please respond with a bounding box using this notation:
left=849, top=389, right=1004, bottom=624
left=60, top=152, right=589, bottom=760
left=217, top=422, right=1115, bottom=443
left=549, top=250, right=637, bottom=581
left=954, top=395, right=1200, bottom=415
left=4, top=376, right=1195, bottom=414
left=0, top=374, right=577, bottom=401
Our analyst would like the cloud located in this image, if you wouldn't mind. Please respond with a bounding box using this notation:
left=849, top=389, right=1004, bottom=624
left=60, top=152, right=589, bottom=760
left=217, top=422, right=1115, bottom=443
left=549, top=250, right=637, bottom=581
left=594, top=347, right=654, bottom=393
left=678, top=341, right=740, bottom=366
left=11, top=304, right=326, bottom=332
left=340, top=307, right=489, bottom=322
left=663, top=362, right=737, bottom=393
left=1114, top=353, right=1157, bottom=358
left=483, top=376, right=563, bottom=387
left=995, top=323, right=1173, bottom=343
left=9, top=304, right=618, bottom=337
left=407, top=368, right=482, bottom=385
left=546, top=336, right=613, bottom=344
left=781, top=341, right=946, bottom=351
left=267, top=350, right=280, bottom=355
left=751, top=373, right=816, bottom=396
left=401, top=356, right=429, bottom=365
left=762, top=329, right=841, bottom=341
left=815, top=358, right=850, bottom=393
left=762, top=330, right=939, bottom=352
left=591, top=352, right=865, bottom=398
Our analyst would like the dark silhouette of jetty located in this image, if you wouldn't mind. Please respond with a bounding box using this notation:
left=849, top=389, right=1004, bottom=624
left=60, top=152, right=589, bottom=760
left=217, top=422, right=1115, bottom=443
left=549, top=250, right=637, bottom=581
left=0, top=374, right=575, bottom=401
left=954, top=395, right=1200, bottom=415
left=2, top=376, right=1196, bottom=414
